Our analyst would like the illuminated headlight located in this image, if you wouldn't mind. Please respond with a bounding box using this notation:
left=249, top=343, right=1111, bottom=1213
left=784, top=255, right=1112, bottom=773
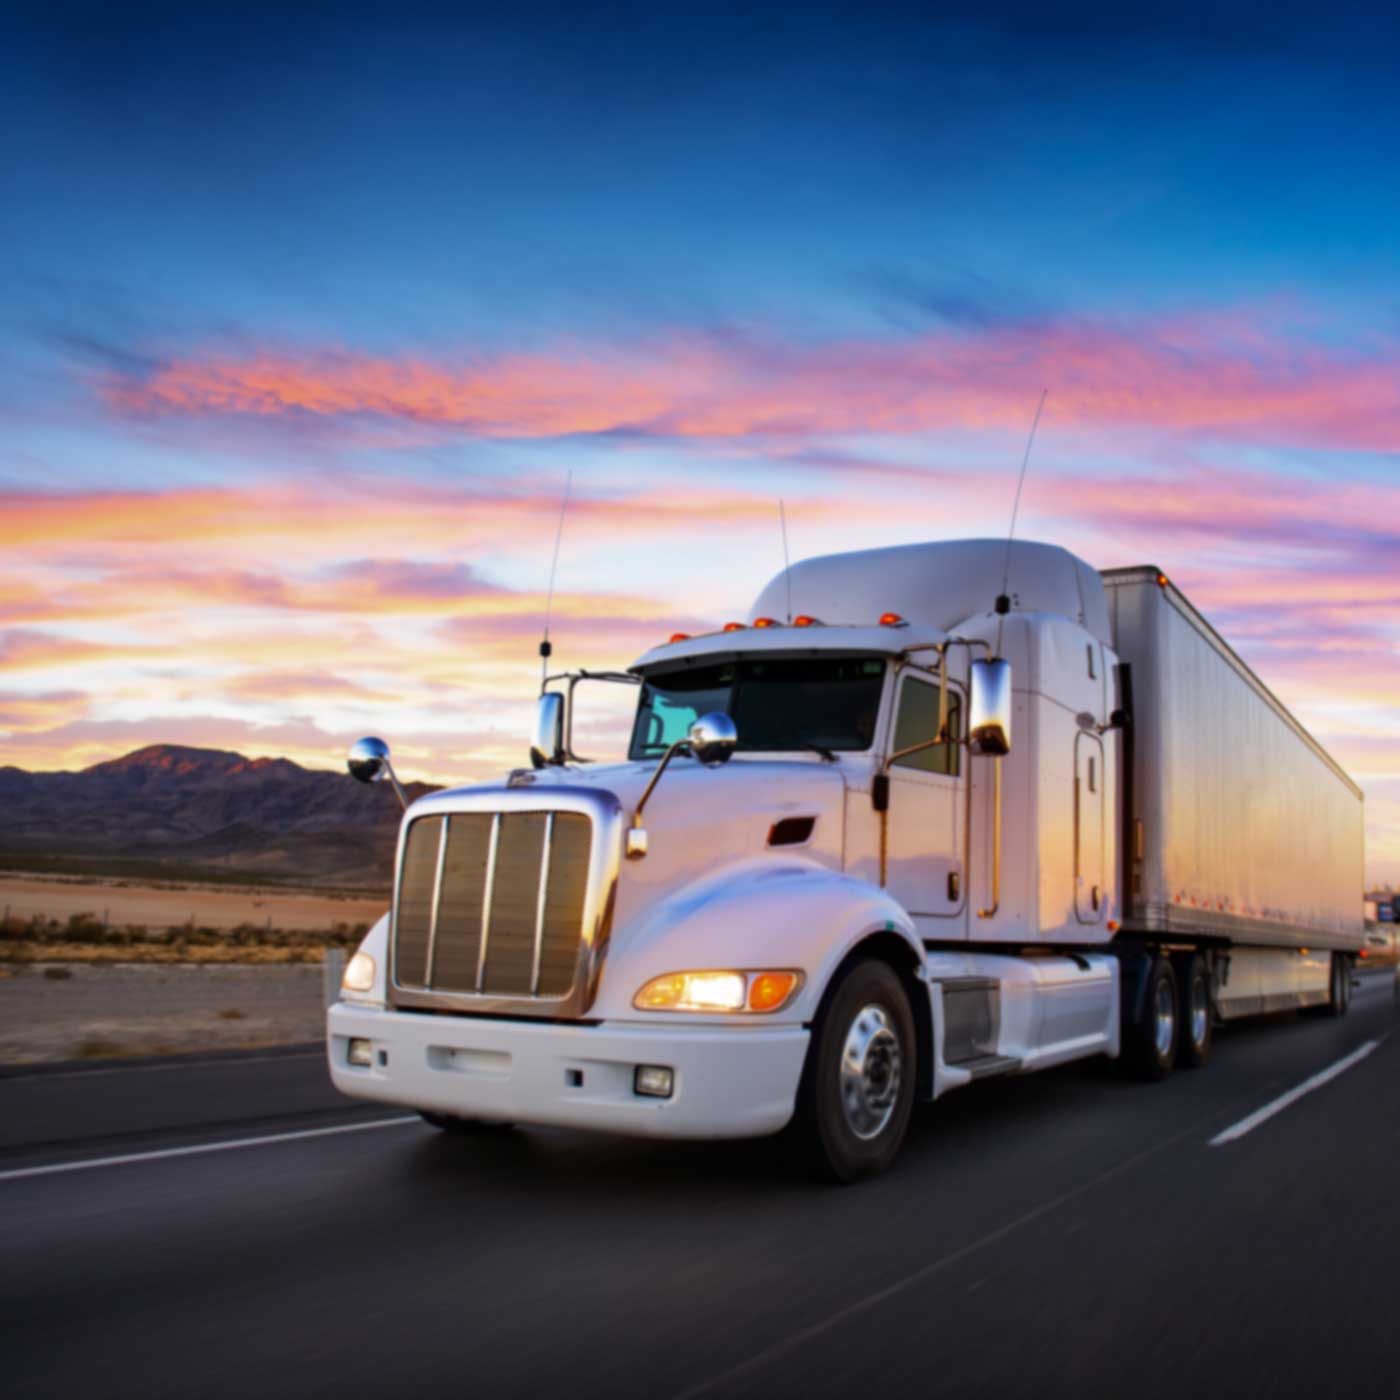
left=633, top=970, right=803, bottom=1014
left=342, top=951, right=377, bottom=993
left=347, top=1037, right=373, bottom=1067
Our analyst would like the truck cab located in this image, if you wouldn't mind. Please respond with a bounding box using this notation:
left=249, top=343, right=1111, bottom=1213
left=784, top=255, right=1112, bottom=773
left=327, top=536, right=1362, bottom=1179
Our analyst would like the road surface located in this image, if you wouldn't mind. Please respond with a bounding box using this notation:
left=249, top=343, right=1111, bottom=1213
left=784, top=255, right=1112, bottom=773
left=3, top=971, right=1397, bottom=1399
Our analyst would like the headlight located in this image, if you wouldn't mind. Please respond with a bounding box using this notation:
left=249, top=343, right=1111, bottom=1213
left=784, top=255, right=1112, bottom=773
left=342, top=951, right=377, bottom=993
left=633, top=969, right=803, bottom=1014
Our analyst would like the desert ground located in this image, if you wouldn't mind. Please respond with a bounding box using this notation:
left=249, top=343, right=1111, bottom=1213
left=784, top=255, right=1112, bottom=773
left=0, top=962, right=329, bottom=1063
left=0, top=873, right=387, bottom=932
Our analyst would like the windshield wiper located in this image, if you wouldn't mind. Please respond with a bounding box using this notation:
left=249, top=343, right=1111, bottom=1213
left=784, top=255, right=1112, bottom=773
left=805, top=744, right=838, bottom=762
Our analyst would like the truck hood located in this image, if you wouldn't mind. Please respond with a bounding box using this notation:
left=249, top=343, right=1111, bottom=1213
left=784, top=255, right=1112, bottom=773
left=446, top=756, right=851, bottom=930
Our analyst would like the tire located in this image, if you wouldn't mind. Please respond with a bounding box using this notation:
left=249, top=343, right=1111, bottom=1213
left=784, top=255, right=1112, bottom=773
left=418, top=1111, right=514, bottom=1133
left=1324, top=953, right=1350, bottom=1018
left=792, top=958, right=917, bottom=1183
left=1175, top=952, right=1213, bottom=1069
left=1124, top=955, right=1179, bottom=1080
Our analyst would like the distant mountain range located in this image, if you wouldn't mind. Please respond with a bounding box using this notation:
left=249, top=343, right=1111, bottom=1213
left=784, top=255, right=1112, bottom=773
left=0, top=745, right=440, bottom=887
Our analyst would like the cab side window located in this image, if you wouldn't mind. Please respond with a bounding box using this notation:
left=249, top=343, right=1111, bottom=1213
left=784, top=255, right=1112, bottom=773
left=891, top=676, right=961, bottom=776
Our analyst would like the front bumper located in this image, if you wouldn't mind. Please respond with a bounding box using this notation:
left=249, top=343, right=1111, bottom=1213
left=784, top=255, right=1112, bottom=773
left=327, top=1002, right=809, bottom=1140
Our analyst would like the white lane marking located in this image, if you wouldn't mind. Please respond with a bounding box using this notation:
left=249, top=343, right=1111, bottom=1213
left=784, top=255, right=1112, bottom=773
left=0, top=1115, right=419, bottom=1183
left=1209, top=1040, right=1382, bottom=1147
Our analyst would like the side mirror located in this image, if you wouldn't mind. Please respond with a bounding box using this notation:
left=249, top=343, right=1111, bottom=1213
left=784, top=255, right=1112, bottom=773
left=530, top=692, right=565, bottom=769
left=348, top=735, right=390, bottom=784
left=347, top=736, right=408, bottom=809
left=968, top=658, right=1013, bottom=756
left=688, top=711, right=737, bottom=766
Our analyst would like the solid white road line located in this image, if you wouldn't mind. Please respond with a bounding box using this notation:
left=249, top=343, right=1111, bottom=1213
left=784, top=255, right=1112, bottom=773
left=0, top=1115, right=420, bottom=1184
left=1209, top=1039, right=1382, bottom=1147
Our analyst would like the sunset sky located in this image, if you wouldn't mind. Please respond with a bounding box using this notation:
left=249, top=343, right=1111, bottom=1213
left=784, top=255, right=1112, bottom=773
left=3, top=3, right=1398, bottom=882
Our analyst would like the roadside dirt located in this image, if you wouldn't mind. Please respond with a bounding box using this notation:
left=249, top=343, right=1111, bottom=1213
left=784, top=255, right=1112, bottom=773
left=0, top=962, right=331, bottom=1064
left=0, top=874, right=386, bottom=932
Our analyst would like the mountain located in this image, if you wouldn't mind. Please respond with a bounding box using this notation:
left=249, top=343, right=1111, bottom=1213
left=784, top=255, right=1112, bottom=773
left=0, top=745, right=441, bottom=887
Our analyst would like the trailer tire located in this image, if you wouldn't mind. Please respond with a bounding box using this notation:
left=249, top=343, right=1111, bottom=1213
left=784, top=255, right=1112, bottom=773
left=418, top=1111, right=514, bottom=1133
left=792, top=958, right=916, bottom=1183
left=1124, top=955, right=1179, bottom=1079
left=1175, top=953, right=1213, bottom=1069
left=1322, top=953, right=1350, bottom=1018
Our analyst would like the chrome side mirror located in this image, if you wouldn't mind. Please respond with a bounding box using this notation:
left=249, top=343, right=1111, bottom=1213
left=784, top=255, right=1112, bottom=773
left=968, top=658, right=1012, bottom=757
left=688, top=711, right=737, bottom=766
left=530, top=692, right=565, bottom=769
left=347, top=736, right=408, bottom=809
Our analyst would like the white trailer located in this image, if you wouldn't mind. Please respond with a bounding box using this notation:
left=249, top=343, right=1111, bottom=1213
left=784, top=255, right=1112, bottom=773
left=328, top=539, right=1365, bottom=1180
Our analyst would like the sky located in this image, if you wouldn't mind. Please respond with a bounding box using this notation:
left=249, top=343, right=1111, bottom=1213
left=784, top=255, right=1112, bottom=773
left=2, top=1, right=1398, bottom=883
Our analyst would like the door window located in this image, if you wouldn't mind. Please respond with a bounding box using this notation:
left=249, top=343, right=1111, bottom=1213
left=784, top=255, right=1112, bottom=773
left=891, top=675, right=961, bottom=776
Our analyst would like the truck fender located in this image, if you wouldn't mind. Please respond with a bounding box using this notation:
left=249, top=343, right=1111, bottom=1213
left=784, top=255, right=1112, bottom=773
left=590, top=855, right=923, bottom=1024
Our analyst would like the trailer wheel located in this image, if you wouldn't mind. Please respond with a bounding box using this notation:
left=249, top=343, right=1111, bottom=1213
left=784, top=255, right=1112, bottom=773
left=1125, top=955, right=1179, bottom=1079
left=793, top=958, right=916, bottom=1183
left=1175, top=953, right=1213, bottom=1069
left=1322, top=953, right=1349, bottom=1018
left=418, top=1111, right=514, bottom=1133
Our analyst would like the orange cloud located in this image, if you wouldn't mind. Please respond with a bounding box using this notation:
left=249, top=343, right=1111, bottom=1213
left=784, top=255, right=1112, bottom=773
left=102, top=317, right=1400, bottom=450
left=0, top=690, right=92, bottom=733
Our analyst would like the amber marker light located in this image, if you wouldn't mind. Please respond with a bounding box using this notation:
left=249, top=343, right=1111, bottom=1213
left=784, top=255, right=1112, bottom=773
left=752, top=617, right=779, bottom=628
left=723, top=621, right=746, bottom=632
left=633, top=970, right=804, bottom=1014
left=747, top=971, right=801, bottom=1012
left=879, top=612, right=906, bottom=626
left=668, top=632, right=691, bottom=643
left=793, top=615, right=820, bottom=627
left=1156, top=572, right=1169, bottom=588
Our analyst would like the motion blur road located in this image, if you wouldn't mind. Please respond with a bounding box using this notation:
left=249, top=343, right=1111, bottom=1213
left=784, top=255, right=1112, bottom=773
left=4, top=970, right=1397, bottom=1400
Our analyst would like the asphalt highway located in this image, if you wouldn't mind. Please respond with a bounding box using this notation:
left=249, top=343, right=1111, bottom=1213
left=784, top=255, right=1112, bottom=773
left=3, top=970, right=1398, bottom=1400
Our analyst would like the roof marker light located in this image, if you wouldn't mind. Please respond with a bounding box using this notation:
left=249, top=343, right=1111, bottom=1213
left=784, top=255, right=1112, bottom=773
left=753, top=617, right=779, bottom=628
left=879, top=613, right=907, bottom=627
left=668, top=633, right=691, bottom=644
left=723, top=622, right=746, bottom=632
left=793, top=615, right=821, bottom=628
left=1156, top=572, right=1169, bottom=589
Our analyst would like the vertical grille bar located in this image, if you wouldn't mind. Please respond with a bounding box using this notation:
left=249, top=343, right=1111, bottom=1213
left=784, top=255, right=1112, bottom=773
left=530, top=813, right=555, bottom=994
left=475, top=813, right=502, bottom=992
left=423, top=814, right=451, bottom=987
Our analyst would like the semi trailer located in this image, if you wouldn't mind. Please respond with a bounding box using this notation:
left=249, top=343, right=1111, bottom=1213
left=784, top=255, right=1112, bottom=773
left=328, top=538, right=1365, bottom=1180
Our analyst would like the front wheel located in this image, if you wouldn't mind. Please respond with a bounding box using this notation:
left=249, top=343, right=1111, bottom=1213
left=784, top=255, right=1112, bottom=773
left=792, top=958, right=917, bottom=1183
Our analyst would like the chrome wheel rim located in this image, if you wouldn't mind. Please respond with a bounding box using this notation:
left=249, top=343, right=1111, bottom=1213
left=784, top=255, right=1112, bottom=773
left=839, top=1004, right=902, bottom=1140
left=1154, top=977, right=1176, bottom=1060
left=1191, top=976, right=1209, bottom=1048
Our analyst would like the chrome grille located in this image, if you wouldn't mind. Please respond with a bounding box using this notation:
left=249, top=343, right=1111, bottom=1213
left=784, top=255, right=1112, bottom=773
left=393, top=809, right=592, bottom=1001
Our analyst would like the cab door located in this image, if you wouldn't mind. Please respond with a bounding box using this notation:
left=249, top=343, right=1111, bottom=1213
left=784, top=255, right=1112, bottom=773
left=884, top=669, right=966, bottom=934
left=1074, top=730, right=1106, bottom=924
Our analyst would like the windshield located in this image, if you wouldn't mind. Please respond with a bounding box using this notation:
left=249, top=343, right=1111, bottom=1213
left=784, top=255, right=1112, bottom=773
left=628, top=656, right=886, bottom=759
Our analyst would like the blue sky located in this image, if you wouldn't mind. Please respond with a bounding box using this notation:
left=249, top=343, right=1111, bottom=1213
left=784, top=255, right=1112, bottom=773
left=2, top=1, right=1399, bottom=879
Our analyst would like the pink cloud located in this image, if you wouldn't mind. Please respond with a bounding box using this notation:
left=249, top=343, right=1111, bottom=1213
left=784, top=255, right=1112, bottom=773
left=101, top=315, right=1400, bottom=450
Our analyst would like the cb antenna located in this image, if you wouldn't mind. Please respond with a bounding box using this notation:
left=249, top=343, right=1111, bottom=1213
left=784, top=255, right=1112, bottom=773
left=540, top=469, right=573, bottom=686
left=778, top=499, right=793, bottom=624
left=994, top=389, right=1047, bottom=656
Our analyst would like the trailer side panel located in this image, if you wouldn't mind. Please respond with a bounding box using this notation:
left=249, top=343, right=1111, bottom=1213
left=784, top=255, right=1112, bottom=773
left=1104, top=568, right=1363, bottom=951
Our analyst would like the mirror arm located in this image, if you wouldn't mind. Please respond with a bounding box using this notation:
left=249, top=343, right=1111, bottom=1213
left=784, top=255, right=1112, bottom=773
left=380, top=760, right=408, bottom=812
left=627, top=739, right=689, bottom=859
left=977, top=755, right=1002, bottom=919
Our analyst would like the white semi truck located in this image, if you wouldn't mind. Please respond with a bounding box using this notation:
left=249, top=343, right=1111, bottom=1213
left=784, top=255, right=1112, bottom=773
left=328, top=539, right=1365, bottom=1180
